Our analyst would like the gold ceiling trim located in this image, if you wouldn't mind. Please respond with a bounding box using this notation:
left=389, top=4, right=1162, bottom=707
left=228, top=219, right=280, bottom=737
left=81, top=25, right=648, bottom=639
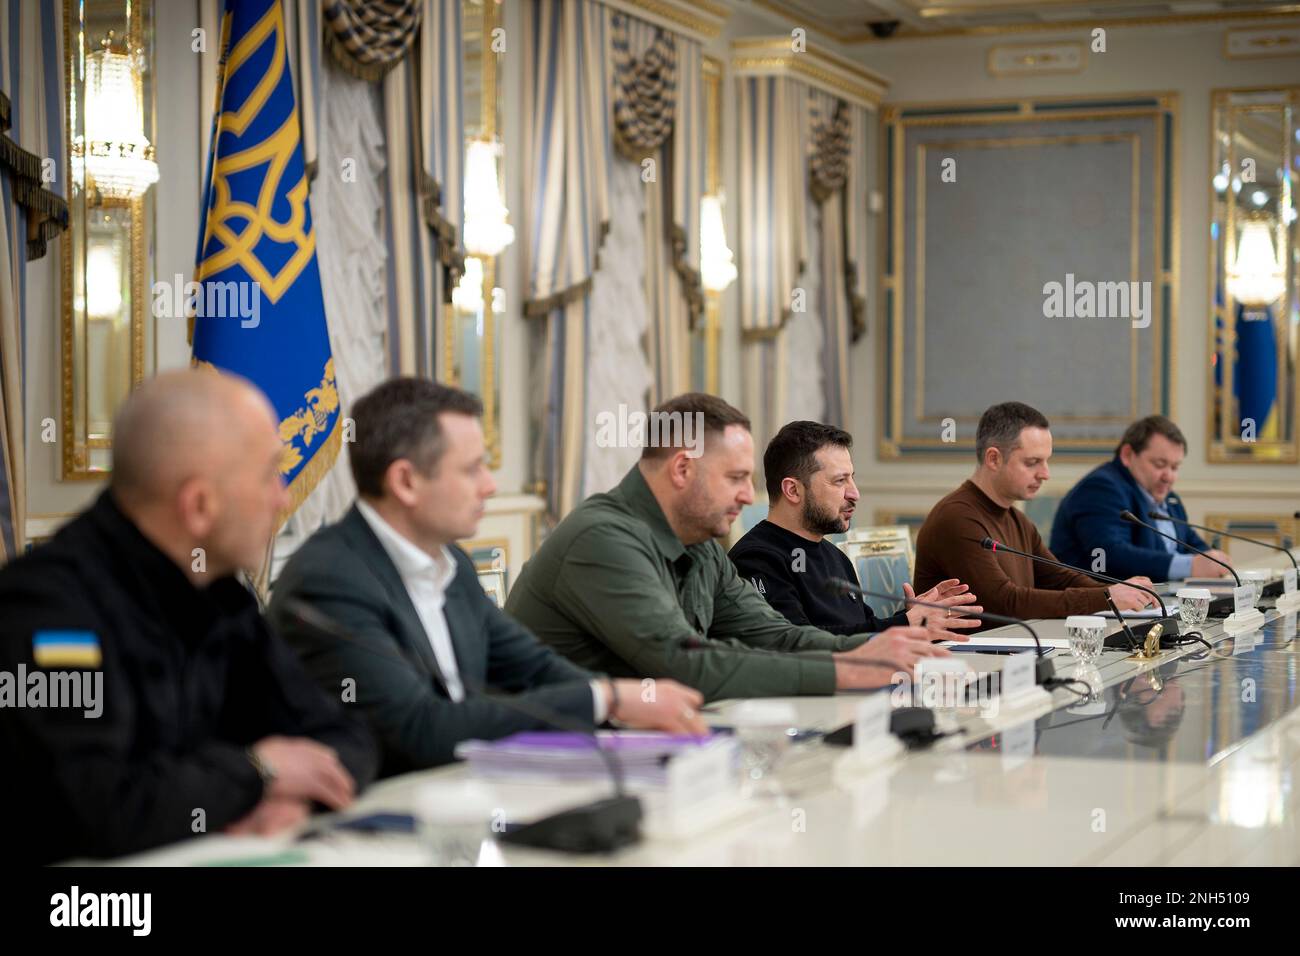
left=604, top=0, right=728, bottom=40
left=843, top=8, right=1300, bottom=42
left=731, top=37, right=890, bottom=108
left=755, top=0, right=1300, bottom=43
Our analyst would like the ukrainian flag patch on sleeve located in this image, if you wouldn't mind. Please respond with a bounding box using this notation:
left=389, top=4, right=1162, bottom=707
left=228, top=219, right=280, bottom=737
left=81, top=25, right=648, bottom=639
left=32, top=631, right=102, bottom=668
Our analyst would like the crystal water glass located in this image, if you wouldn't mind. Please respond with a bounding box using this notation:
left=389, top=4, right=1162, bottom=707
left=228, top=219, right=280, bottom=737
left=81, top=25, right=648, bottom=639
left=1065, top=615, right=1107, bottom=663
left=1176, top=587, right=1211, bottom=628
left=416, top=780, right=494, bottom=866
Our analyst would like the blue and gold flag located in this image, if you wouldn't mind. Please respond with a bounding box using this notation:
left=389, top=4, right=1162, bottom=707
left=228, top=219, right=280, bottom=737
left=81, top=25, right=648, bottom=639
left=192, top=0, right=338, bottom=524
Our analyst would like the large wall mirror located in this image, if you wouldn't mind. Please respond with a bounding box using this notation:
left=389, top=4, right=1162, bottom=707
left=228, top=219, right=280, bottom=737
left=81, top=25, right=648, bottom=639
left=446, top=0, right=507, bottom=470
left=61, top=0, right=156, bottom=479
left=1208, top=87, right=1298, bottom=462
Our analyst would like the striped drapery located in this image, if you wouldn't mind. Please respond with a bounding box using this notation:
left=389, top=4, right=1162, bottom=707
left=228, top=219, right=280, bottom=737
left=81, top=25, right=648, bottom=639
left=739, top=76, right=870, bottom=445
left=522, top=0, right=610, bottom=519
left=738, top=74, right=806, bottom=449
left=808, top=89, right=849, bottom=426
left=296, top=0, right=462, bottom=377
left=619, top=12, right=702, bottom=404
left=323, top=0, right=421, bottom=82
left=0, top=0, right=66, bottom=563
left=844, top=102, right=870, bottom=341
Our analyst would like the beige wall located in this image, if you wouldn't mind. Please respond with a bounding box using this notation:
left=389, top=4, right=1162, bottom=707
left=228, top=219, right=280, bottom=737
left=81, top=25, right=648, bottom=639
left=842, top=22, right=1300, bottom=536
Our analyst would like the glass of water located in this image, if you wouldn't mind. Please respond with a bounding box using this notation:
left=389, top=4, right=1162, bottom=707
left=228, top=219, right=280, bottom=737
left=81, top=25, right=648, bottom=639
left=415, top=780, right=495, bottom=866
left=1241, top=570, right=1269, bottom=607
left=1065, top=615, right=1107, bottom=663
left=728, top=700, right=797, bottom=789
left=1176, top=587, right=1211, bottom=628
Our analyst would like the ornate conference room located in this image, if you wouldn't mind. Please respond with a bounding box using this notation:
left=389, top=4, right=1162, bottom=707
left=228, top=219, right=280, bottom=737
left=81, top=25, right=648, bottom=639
left=1, top=0, right=1299, bottom=901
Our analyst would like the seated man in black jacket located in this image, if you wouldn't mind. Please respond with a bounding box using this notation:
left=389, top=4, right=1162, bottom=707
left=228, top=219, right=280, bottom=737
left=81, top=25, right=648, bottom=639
left=268, top=378, right=705, bottom=777
left=729, top=421, right=981, bottom=637
left=0, top=370, right=376, bottom=865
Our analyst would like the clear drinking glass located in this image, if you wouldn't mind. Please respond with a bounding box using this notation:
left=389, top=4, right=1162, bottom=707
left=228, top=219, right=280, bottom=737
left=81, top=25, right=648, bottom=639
left=1241, top=570, right=1269, bottom=607
left=728, top=700, right=797, bottom=786
left=1065, top=615, right=1107, bottom=663
left=415, top=780, right=495, bottom=866
left=1176, top=587, right=1212, bottom=628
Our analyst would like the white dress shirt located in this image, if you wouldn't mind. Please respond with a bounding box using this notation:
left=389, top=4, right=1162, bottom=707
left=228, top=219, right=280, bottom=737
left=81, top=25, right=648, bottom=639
left=357, top=500, right=466, bottom=701
left=356, top=500, right=608, bottom=720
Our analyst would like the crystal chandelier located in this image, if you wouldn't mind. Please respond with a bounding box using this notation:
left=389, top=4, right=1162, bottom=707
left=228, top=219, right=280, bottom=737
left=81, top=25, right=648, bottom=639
left=75, top=34, right=159, bottom=202
left=1227, top=219, right=1286, bottom=308
left=462, top=139, right=514, bottom=258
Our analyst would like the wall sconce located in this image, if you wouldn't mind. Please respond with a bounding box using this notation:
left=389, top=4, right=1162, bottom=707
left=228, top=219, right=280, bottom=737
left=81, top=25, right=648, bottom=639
left=700, top=192, right=737, bottom=293
left=452, top=255, right=485, bottom=314
left=1228, top=218, right=1286, bottom=308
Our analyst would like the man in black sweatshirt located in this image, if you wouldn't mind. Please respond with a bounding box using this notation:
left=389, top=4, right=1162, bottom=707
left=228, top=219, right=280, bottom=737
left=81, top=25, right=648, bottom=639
left=729, top=421, right=981, bottom=637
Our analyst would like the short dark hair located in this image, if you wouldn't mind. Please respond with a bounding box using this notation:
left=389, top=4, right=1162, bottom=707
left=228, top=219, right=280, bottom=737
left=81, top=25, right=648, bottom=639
left=639, top=392, right=751, bottom=460
left=349, top=378, right=483, bottom=497
left=763, top=421, right=853, bottom=500
left=1116, top=415, right=1186, bottom=457
left=975, top=401, right=1050, bottom=464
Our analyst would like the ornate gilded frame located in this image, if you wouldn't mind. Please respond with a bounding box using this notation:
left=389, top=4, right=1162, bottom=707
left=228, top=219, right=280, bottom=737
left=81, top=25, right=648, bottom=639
left=879, top=92, right=1179, bottom=459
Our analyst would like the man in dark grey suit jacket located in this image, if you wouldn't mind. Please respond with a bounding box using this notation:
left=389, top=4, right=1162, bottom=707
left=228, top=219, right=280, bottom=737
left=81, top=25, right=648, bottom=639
left=268, top=378, right=705, bottom=777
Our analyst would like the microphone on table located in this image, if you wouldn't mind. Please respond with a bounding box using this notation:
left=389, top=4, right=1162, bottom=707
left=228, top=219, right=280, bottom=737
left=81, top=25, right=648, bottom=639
left=1148, top=510, right=1294, bottom=596
left=1119, top=511, right=1241, bottom=588
left=821, top=577, right=1058, bottom=687
left=675, top=634, right=944, bottom=746
left=977, top=535, right=1179, bottom=643
left=282, top=599, right=644, bottom=854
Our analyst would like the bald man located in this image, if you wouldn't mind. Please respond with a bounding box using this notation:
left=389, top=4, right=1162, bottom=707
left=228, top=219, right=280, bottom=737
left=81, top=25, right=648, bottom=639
left=0, top=370, right=376, bottom=864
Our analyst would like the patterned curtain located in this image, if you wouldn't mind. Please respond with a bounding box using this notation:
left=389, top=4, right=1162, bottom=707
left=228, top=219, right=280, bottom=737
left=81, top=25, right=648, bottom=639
left=0, top=0, right=67, bottom=564
left=322, top=0, right=421, bottom=82
left=611, top=16, right=675, bottom=160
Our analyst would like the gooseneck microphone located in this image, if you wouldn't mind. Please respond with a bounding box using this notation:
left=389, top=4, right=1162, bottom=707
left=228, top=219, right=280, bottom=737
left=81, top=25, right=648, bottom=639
left=979, top=536, right=1170, bottom=618
left=283, top=599, right=643, bottom=853
left=1119, top=510, right=1241, bottom=587
left=822, top=577, right=1057, bottom=687
left=1147, top=511, right=1297, bottom=574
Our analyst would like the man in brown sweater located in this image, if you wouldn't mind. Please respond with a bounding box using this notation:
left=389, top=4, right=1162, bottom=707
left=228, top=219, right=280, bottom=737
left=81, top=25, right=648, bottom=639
left=914, top=402, right=1154, bottom=625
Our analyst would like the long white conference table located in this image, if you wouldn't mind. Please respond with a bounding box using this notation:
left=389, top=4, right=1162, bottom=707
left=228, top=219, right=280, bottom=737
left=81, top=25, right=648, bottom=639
left=101, top=553, right=1300, bottom=867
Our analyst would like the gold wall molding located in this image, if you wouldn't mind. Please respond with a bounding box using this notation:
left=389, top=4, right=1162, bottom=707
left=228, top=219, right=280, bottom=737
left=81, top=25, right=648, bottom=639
left=880, top=94, right=1179, bottom=460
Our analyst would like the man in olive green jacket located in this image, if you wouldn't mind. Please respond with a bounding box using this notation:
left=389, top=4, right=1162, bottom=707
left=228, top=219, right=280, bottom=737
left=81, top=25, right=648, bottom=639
left=507, top=394, right=962, bottom=701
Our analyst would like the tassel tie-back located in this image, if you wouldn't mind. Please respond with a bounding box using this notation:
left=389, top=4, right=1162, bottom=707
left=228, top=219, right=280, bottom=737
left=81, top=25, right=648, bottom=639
left=323, top=0, right=421, bottom=82
left=418, top=170, right=466, bottom=300
left=809, top=99, right=850, bottom=203
left=0, top=90, right=68, bottom=261
left=611, top=14, right=677, bottom=161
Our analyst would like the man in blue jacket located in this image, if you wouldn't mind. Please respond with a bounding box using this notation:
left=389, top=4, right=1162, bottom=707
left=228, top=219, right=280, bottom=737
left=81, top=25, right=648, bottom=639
left=1050, top=416, right=1232, bottom=582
